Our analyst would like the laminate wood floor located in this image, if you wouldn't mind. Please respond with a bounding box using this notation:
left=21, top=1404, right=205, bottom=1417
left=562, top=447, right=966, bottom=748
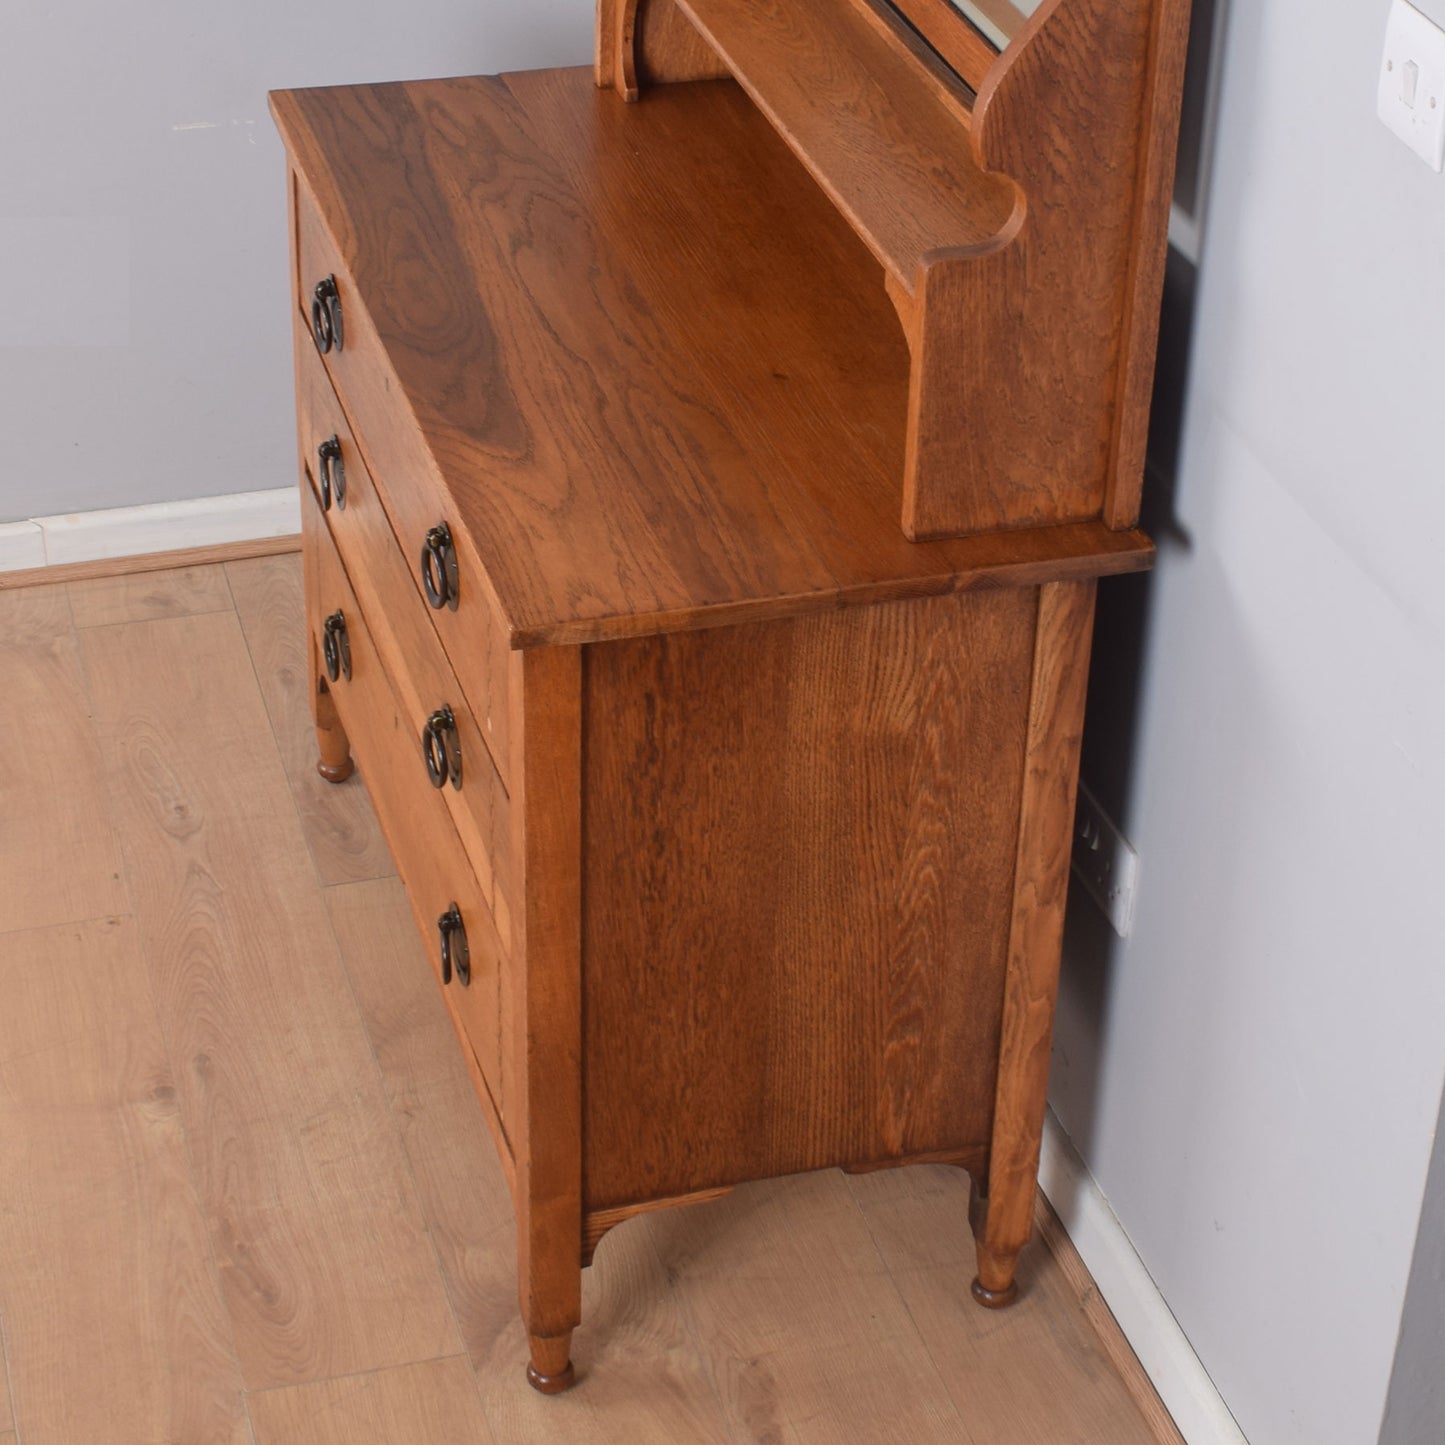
left=0, top=553, right=1181, bottom=1445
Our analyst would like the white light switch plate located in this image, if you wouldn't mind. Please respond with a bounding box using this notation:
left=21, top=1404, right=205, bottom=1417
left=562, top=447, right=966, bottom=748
left=1379, top=0, right=1445, bottom=170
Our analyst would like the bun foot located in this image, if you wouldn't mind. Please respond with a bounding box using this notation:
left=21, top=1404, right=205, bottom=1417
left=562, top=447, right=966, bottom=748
left=316, top=755, right=355, bottom=783
left=526, top=1332, right=576, bottom=1394
left=971, top=1276, right=1020, bottom=1309
left=526, top=1360, right=577, bottom=1394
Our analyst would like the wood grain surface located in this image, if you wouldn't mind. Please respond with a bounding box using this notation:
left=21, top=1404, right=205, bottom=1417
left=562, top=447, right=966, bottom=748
left=304, top=486, right=510, bottom=1132
left=508, top=646, right=585, bottom=1378
left=669, top=0, right=1010, bottom=283
left=294, top=348, right=516, bottom=939
left=598, top=0, right=731, bottom=98
left=225, top=552, right=394, bottom=886
left=326, top=879, right=516, bottom=1356
left=67, top=563, right=235, bottom=628
left=327, top=878, right=737, bottom=1443
left=80, top=610, right=459, bottom=1389
left=581, top=589, right=1035, bottom=1209
left=0, top=535, right=299, bottom=591
left=248, top=1357, right=496, bottom=1445
left=902, top=0, right=1164, bottom=538
left=645, top=1171, right=972, bottom=1443
left=1106, top=0, right=1194, bottom=528
left=1034, top=1194, right=1188, bottom=1444
left=0, top=586, right=128, bottom=935
left=0, top=561, right=1178, bottom=1439
left=889, top=0, right=1001, bottom=92
left=292, top=306, right=515, bottom=788
left=0, top=917, right=249, bottom=1445
left=270, top=72, right=1151, bottom=649
left=849, top=1165, right=1171, bottom=1445
left=980, top=579, right=1097, bottom=1288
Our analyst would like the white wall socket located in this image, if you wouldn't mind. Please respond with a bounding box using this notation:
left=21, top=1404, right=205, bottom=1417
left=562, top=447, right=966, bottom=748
left=1071, top=782, right=1141, bottom=939
left=1379, top=0, right=1445, bottom=170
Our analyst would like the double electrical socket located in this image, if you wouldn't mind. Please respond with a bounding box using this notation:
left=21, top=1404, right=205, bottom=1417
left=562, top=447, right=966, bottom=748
left=1071, top=782, right=1140, bottom=939
left=1379, top=0, right=1445, bottom=170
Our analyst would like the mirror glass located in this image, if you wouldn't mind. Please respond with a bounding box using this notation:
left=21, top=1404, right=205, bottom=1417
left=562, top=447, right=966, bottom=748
left=946, top=0, right=1042, bottom=49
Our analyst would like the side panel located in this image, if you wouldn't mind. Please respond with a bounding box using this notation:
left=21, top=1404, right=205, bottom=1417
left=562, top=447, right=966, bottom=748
left=581, top=587, right=1038, bottom=1210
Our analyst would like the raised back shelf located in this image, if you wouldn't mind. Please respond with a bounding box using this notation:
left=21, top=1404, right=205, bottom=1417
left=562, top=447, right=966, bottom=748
left=598, top=0, right=1191, bottom=544
left=669, top=0, right=1014, bottom=296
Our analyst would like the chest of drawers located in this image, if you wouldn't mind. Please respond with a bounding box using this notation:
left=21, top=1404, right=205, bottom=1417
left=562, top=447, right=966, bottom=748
left=271, top=0, right=1185, bottom=1393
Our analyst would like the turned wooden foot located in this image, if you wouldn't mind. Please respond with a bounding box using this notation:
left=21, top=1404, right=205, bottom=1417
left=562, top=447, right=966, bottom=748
left=316, top=753, right=354, bottom=783
left=525, top=1332, right=576, bottom=1394
left=311, top=669, right=354, bottom=783
left=972, top=1243, right=1021, bottom=1309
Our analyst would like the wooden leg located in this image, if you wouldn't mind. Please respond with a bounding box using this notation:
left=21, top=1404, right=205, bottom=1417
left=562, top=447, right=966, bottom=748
left=526, top=1329, right=577, bottom=1394
left=515, top=645, right=584, bottom=1395
left=972, top=1242, right=1022, bottom=1309
left=309, top=631, right=354, bottom=783
left=970, top=581, right=1097, bottom=1313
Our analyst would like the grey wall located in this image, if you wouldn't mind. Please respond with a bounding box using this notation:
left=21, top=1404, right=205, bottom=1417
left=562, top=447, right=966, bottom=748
left=9, top=0, right=1444, bottom=1439
left=1380, top=1080, right=1445, bottom=1445
left=0, top=0, right=593, bottom=524
left=1052, top=2, right=1445, bottom=1442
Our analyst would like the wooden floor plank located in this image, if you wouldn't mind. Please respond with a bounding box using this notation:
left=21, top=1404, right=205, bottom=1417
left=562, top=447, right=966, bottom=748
left=79, top=612, right=458, bottom=1391
left=847, top=1165, right=1168, bottom=1444
left=327, top=878, right=737, bottom=1444
left=68, top=564, right=236, bottom=628
left=248, top=1356, right=495, bottom=1445
left=0, top=1289, right=13, bottom=1430
left=0, top=587, right=128, bottom=935
left=0, top=917, right=248, bottom=1445
left=644, top=1170, right=978, bottom=1445
left=1036, top=1195, right=1187, bottom=1445
left=226, top=554, right=394, bottom=887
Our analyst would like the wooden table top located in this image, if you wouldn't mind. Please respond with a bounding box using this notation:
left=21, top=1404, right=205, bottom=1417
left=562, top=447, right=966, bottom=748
left=272, top=69, right=1150, bottom=648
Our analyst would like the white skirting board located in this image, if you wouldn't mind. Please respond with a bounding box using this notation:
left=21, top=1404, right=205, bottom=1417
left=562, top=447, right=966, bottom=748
left=1039, top=1110, right=1249, bottom=1445
left=0, top=488, right=301, bottom=571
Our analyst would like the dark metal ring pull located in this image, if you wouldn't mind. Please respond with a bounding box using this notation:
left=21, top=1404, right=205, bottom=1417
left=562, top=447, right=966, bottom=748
left=321, top=610, right=351, bottom=683
left=310, top=275, right=339, bottom=354
left=317, top=436, right=346, bottom=511
left=420, top=522, right=459, bottom=611
left=421, top=705, right=462, bottom=790
left=438, top=903, right=470, bottom=986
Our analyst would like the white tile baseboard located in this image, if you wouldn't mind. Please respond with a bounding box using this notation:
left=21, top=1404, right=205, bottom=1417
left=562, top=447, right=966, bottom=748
left=0, top=520, right=48, bottom=571
left=1039, top=1110, right=1249, bottom=1445
left=1, top=488, right=302, bottom=571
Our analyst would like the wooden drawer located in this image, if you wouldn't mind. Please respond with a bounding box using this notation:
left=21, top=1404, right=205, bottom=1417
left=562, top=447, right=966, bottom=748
left=303, top=478, right=511, bottom=1148
left=295, top=322, right=515, bottom=954
left=293, top=171, right=515, bottom=781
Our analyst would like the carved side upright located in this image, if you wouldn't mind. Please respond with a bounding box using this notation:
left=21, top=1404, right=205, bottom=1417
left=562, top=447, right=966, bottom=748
left=596, top=0, right=728, bottom=100
left=901, top=0, right=1181, bottom=540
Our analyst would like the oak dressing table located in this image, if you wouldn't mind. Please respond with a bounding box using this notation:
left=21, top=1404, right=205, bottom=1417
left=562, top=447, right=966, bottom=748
left=270, top=0, right=1188, bottom=1393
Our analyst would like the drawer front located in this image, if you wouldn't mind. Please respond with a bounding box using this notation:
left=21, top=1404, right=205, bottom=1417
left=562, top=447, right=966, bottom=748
left=296, top=322, right=515, bottom=955
left=303, top=479, right=509, bottom=1137
left=293, top=171, right=514, bottom=780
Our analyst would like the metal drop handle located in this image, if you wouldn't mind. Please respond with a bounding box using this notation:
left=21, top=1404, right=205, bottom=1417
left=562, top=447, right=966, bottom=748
left=322, top=609, right=351, bottom=683
left=310, top=275, right=343, bottom=354
left=421, top=705, right=462, bottom=790
left=438, top=903, right=469, bottom=986
left=420, top=522, right=459, bottom=611
left=317, top=435, right=346, bottom=511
